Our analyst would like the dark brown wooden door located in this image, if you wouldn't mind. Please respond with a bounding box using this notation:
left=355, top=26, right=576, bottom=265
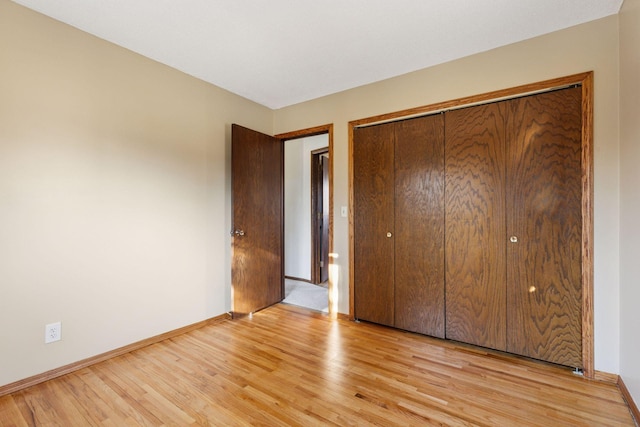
left=353, top=123, right=395, bottom=326
left=394, top=115, right=445, bottom=337
left=320, top=155, right=330, bottom=283
left=311, top=151, right=330, bottom=285
left=506, top=87, right=583, bottom=367
left=445, top=102, right=508, bottom=351
left=231, top=124, right=283, bottom=316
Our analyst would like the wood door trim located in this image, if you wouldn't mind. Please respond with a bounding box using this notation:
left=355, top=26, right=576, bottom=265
left=348, top=71, right=594, bottom=377
left=276, top=124, right=336, bottom=318
left=580, top=72, right=595, bottom=379
left=350, top=72, right=593, bottom=128
left=276, top=124, right=333, bottom=140
left=618, top=375, right=640, bottom=424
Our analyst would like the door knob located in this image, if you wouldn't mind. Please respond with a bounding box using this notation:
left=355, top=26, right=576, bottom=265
left=386, top=232, right=392, bottom=238
left=510, top=236, right=518, bottom=243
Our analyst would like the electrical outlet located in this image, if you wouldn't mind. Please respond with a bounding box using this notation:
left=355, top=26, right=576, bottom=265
left=45, top=322, right=61, bottom=344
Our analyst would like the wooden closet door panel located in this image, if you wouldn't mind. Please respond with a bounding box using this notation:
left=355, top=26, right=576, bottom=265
left=445, top=103, right=507, bottom=351
left=394, top=115, right=445, bottom=337
left=353, top=123, right=395, bottom=326
left=506, top=87, right=583, bottom=367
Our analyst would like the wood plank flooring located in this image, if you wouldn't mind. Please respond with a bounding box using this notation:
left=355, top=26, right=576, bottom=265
left=0, top=303, right=635, bottom=426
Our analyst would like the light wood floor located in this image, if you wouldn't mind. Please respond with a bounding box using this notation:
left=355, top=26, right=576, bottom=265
left=0, top=303, right=635, bottom=426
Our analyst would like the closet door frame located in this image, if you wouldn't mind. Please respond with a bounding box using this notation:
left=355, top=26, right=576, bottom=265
left=348, top=71, right=594, bottom=378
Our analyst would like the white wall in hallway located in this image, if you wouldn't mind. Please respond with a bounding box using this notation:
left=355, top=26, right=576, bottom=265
left=284, top=134, right=329, bottom=281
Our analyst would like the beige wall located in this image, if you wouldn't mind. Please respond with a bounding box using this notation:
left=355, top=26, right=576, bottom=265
left=274, top=16, right=622, bottom=374
left=619, top=0, right=640, bottom=408
left=0, top=1, right=273, bottom=387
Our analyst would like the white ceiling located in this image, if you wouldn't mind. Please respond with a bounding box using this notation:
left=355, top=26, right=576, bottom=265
left=11, top=0, right=623, bottom=109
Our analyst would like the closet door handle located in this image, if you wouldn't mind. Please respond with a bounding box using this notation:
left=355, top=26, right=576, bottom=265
left=510, top=236, right=518, bottom=243
left=386, top=232, right=393, bottom=238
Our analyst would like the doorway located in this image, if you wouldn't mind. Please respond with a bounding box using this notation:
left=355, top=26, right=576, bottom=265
left=281, top=131, right=331, bottom=313
left=231, top=124, right=334, bottom=317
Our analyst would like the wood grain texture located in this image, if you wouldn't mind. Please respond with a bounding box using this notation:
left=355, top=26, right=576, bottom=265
left=348, top=71, right=594, bottom=376
left=349, top=72, right=593, bottom=129
left=505, top=87, right=583, bottom=367
left=0, top=314, right=230, bottom=398
left=275, top=123, right=333, bottom=141
left=0, top=304, right=634, bottom=427
left=349, top=123, right=356, bottom=320
left=445, top=101, right=508, bottom=351
left=353, top=123, right=395, bottom=326
left=231, top=124, right=283, bottom=315
left=394, top=114, right=445, bottom=337
left=580, top=74, right=595, bottom=378
left=618, top=376, right=640, bottom=426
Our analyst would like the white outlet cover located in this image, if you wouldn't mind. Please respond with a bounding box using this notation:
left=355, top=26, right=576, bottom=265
left=45, top=322, right=61, bottom=344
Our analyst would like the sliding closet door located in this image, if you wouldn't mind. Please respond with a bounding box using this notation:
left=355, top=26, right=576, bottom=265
left=353, top=123, right=395, bottom=326
left=445, top=102, right=508, bottom=351
left=394, top=115, right=445, bottom=337
left=506, top=87, right=583, bottom=367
